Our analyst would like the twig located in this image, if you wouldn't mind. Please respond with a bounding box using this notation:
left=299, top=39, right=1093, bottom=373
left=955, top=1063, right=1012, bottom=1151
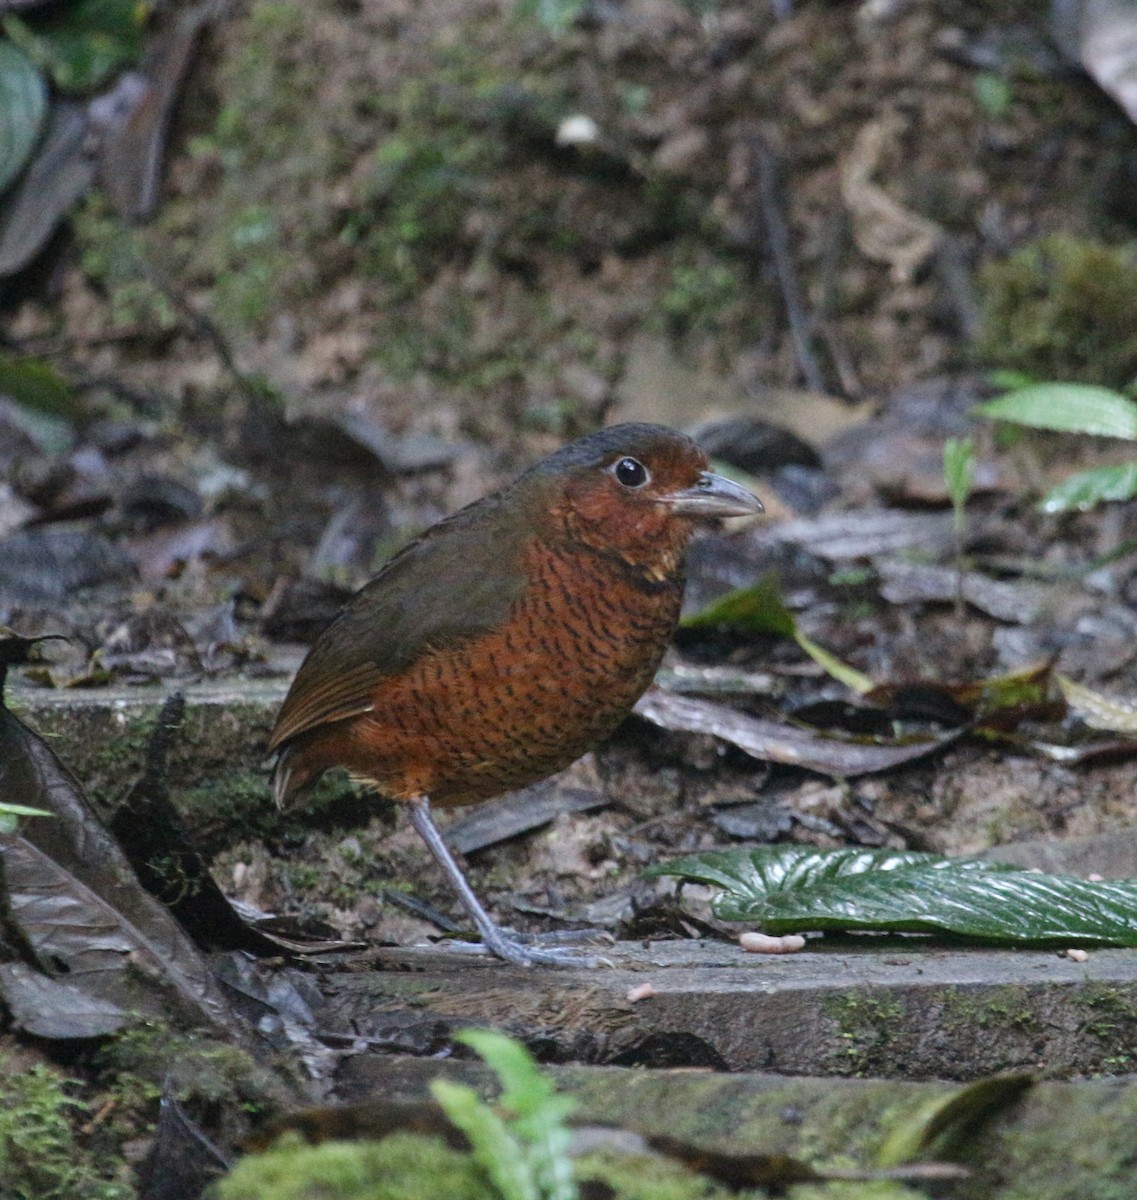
left=750, top=137, right=827, bottom=393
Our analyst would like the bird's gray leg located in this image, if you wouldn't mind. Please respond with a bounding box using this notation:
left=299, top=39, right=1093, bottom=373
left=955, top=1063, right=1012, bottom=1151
left=405, top=796, right=603, bottom=967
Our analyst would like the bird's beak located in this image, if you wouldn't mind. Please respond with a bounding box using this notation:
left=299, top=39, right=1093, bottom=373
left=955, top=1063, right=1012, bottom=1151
left=659, top=470, right=764, bottom=519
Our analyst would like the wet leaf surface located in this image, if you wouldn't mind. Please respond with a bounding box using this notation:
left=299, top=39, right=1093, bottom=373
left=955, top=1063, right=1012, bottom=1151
left=0, top=39, right=45, bottom=193
left=0, top=681, right=247, bottom=1037
left=650, top=844, right=1137, bottom=944
left=0, top=958, right=126, bottom=1037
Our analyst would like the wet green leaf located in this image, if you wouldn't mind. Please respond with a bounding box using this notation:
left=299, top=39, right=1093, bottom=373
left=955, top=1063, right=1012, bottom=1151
left=648, top=845, right=1137, bottom=944
left=0, top=41, right=46, bottom=194
left=4, top=0, right=144, bottom=94
left=0, top=356, right=75, bottom=415
left=1038, top=462, right=1137, bottom=512
left=975, top=383, right=1137, bottom=440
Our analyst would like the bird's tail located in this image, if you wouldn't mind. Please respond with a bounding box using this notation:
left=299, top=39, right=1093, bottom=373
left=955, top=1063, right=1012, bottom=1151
left=269, top=745, right=321, bottom=810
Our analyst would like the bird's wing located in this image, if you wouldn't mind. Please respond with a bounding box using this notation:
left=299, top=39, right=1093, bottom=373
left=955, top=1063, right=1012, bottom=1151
left=268, top=492, right=533, bottom=750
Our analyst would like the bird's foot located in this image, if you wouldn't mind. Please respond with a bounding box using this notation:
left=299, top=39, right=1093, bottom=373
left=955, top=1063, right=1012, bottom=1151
left=442, top=925, right=610, bottom=967
left=510, top=927, right=616, bottom=947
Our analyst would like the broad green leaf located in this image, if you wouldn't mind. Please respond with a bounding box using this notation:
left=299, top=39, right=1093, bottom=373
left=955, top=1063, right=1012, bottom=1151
left=1037, top=462, right=1137, bottom=513
left=3, top=0, right=144, bottom=94
left=649, top=845, right=1137, bottom=945
left=975, top=384, right=1137, bottom=440
left=0, top=41, right=46, bottom=194
left=647, top=846, right=995, bottom=913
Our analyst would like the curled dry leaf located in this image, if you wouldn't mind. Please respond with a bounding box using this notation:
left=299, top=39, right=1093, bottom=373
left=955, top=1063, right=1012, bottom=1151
left=634, top=689, right=960, bottom=778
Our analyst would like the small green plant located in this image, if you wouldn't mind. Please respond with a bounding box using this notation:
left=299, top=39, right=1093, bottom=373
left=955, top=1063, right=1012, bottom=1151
left=942, top=436, right=975, bottom=613
left=72, top=195, right=178, bottom=330
left=0, top=800, right=51, bottom=833
left=660, top=254, right=745, bottom=339
left=976, top=381, right=1137, bottom=512
left=432, top=1030, right=577, bottom=1200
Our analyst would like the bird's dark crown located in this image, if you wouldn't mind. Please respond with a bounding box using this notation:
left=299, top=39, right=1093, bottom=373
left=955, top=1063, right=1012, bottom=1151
left=522, top=422, right=703, bottom=478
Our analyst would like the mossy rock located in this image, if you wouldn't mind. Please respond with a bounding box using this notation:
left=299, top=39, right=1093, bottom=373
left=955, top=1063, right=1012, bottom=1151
left=978, top=234, right=1137, bottom=389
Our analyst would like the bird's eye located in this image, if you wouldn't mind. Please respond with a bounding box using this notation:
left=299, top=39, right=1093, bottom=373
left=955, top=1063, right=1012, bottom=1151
left=613, top=457, right=649, bottom=488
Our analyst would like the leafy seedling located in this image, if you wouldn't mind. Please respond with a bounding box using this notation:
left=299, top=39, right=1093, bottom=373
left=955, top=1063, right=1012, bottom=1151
left=976, top=382, right=1137, bottom=512
left=647, top=844, right=1137, bottom=945
left=431, top=1029, right=577, bottom=1200
left=943, top=435, right=975, bottom=616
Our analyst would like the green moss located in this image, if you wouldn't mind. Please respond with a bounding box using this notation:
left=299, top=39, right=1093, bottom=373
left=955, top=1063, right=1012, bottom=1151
left=0, top=1057, right=131, bottom=1200
left=823, top=993, right=905, bottom=1077
left=219, top=1133, right=497, bottom=1200
left=940, top=987, right=1043, bottom=1036
left=977, top=234, right=1137, bottom=389
left=186, top=0, right=352, bottom=327
left=94, top=1021, right=291, bottom=1150
left=72, top=194, right=178, bottom=331
left=659, top=248, right=747, bottom=338
left=979, top=1084, right=1137, bottom=1200
left=1075, top=982, right=1137, bottom=1072
left=219, top=1134, right=778, bottom=1200
left=575, top=1149, right=760, bottom=1198
left=789, top=1187, right=919, bottom=1200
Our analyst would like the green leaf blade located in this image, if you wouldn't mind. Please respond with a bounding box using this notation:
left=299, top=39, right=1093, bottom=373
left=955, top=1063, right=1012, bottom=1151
left=681, top=573, right=797, bottom=637
left=0, top=41, right=47, bottom=194
left=975, top=383, right=1137, bottom=440
left=431, top=1079, right=538, bottom=1200
left=1038, top=462, right=1137, bottom=513
left=651, top=845, right=1137, bottom=945
left=4, top=0, right=144, bottom=94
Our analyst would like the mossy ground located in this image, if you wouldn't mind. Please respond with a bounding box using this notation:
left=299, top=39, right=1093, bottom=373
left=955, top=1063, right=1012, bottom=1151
left=977, top=234, right=1137, bottom=389
left=0, top=1053, right=133, bottom=1200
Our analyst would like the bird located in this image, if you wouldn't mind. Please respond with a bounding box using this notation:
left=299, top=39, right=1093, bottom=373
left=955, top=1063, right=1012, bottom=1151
left=268, top=422, right=763, bottom=966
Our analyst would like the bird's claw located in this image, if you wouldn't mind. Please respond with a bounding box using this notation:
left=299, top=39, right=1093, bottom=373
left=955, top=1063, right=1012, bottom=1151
left=444, top=927, right=608, bottom=967
left=509, top=927, right=616, bottom=947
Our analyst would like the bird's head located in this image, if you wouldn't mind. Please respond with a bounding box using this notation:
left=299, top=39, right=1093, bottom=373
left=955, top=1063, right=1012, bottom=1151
left=526, top=423, right=763, bottom=574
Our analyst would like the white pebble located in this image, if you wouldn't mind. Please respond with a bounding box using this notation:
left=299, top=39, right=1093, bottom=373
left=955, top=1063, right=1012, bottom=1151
left=740, top=932, right=806, bottom=954
left=1066, top=948, right=1089, bottom=963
